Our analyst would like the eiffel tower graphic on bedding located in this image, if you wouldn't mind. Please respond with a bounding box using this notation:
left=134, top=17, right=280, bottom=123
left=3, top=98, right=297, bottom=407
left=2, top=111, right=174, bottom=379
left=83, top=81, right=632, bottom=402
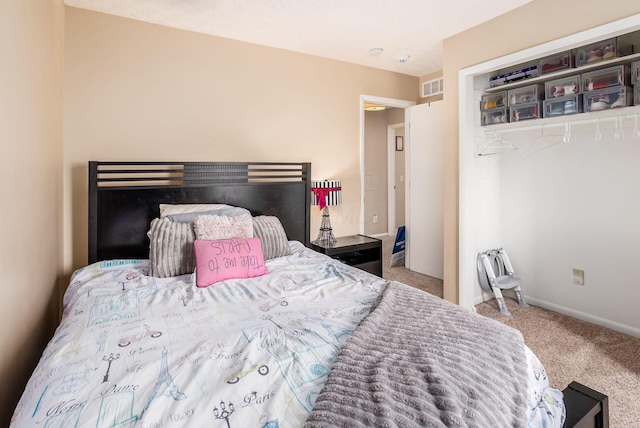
left=140, top=347, right=186, bottom=417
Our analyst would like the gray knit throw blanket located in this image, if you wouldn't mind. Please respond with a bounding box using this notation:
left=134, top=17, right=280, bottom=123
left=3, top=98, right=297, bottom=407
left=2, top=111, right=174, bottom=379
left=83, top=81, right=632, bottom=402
left=305, top=281, right=528, bottom=428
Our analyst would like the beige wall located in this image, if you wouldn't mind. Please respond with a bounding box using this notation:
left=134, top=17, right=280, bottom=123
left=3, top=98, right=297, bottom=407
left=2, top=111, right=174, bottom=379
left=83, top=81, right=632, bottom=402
left=0, top=1, right=64, bottom=424
left=419, top=70, right=444, bottom=104
left=442, top=0, right=640, bottom=303
left=8, top=1, right=639, bottom=421
left=63, top=7, right=418, bottom=275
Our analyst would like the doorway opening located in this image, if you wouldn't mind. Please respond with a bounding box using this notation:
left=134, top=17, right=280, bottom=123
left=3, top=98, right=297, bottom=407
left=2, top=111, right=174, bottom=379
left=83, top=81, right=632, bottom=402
left=387, top=123, right=405, bottom=235
left=359, top=95, right=415, bottom=238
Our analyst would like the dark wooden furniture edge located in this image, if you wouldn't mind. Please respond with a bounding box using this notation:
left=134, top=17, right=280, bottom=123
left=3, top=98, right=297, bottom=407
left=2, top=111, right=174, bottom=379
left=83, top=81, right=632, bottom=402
left=563, top=381, right=609, bottom=428
left=309, top=235, right=383, bottom=277
left=88, top=161, right=311, bottom=264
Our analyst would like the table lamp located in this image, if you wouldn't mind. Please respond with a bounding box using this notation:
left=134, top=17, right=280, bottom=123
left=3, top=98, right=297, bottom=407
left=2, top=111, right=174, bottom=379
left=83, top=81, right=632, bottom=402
left=311, top=179, right=342, bottom=247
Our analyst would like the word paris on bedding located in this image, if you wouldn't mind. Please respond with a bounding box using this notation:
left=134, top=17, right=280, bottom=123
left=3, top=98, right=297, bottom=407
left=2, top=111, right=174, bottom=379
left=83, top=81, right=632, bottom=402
left=10, top=161, right=566, bottom=428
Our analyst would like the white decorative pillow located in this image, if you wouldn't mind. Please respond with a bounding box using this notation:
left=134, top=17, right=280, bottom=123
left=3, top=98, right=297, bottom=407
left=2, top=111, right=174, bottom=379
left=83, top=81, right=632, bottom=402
left=194, top=213, right=254, bottom=240
left=253, top=215, right=291, bottom=260
left=166, top=207, right=251, bottom=223
left=147, top=218, right=195, bottom=278
left=159, top=203, right=231, bottom=218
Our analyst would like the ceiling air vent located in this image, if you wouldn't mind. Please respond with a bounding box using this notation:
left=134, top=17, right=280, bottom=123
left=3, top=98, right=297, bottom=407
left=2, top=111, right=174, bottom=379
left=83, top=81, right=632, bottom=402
left=421, top=77, right=444, bottom=98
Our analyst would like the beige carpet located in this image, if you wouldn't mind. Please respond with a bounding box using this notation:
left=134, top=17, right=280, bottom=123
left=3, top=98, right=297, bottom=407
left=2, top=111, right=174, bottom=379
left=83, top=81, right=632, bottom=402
left=379, top=235, right=640, bottom=427
left=382, top=236, right=443, bottom=298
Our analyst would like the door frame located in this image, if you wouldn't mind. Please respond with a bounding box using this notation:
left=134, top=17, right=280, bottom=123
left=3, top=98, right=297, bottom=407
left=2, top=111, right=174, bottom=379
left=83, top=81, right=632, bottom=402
left=359, top=95, right=415, bottom=236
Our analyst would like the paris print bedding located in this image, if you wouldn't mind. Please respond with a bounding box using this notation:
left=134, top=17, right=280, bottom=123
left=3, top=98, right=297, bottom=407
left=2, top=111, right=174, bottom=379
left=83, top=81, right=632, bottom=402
left=11, top=242, right=387, bottom=427
left=11, top=241, right=561, bottom=427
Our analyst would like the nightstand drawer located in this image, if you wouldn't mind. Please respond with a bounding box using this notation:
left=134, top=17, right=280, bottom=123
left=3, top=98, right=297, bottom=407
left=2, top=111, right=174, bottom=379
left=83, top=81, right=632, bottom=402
left=351, top=260, right=382, bottom=277
left=308, top=235, right=382, bottom=277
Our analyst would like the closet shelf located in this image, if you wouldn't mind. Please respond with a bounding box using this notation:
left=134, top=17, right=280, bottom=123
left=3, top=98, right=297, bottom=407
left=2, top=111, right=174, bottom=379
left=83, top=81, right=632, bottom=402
left=484, top=52, right=640, bottom=93
left=482, top=104, right=640, bottom=133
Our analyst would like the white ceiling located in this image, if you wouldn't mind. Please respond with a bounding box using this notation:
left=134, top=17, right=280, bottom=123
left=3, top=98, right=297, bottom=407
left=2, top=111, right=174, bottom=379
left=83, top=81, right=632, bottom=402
left=64, top=0, right=533, bottom=77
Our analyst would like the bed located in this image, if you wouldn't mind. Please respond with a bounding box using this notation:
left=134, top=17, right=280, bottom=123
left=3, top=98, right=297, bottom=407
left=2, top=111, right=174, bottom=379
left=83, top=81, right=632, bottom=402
left=11, top=161, right=565, bottom=428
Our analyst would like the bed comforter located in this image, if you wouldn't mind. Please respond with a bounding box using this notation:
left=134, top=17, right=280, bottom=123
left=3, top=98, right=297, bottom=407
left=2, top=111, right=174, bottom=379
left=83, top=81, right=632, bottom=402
left=11, top=242, right=562, bottom=428
left=306, top=281, right=528, bottom=427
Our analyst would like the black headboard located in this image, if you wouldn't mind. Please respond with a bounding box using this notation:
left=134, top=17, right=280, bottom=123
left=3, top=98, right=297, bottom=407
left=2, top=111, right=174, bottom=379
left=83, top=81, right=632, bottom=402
left=88, top=161, right=311, bottom=264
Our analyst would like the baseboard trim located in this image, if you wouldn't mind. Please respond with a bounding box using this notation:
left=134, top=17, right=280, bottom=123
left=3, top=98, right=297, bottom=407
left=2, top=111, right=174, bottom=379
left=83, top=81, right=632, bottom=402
left=475, top=293, right=639, bottom=338
left=525, top=297, right=640, bottom=338
left=369, top=232, right=390, bottom=238
left=474, top=292, right=491, bottom=306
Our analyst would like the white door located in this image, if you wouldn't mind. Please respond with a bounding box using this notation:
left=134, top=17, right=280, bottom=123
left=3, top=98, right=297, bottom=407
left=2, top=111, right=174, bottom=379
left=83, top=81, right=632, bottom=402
left=405, top=102, right=444, bottom=279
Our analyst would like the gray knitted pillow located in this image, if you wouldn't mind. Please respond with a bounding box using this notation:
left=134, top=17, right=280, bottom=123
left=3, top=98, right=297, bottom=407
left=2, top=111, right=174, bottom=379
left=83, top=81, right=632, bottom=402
left=253, top=216, right=291, bottom=260
left=147, top=218, right=195, bottom=277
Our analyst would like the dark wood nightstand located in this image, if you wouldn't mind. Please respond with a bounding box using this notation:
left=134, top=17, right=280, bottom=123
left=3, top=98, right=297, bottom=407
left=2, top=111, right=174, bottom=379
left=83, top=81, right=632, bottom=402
left=308, top=235, right=382, bottom=277
left=563, top=381, right=609, bottom=428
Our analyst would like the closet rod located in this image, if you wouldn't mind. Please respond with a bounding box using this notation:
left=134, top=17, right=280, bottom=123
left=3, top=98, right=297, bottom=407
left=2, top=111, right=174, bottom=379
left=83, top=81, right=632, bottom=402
left=478, top=110, right=640, bottom=156
left=482, top=106, right=640, bottom=136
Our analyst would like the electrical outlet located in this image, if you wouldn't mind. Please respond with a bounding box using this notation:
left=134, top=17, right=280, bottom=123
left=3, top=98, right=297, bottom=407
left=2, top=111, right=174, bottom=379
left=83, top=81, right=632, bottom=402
left=373, top=214, right=378, bottom=223
left=572, top=268, right=585, bottom=286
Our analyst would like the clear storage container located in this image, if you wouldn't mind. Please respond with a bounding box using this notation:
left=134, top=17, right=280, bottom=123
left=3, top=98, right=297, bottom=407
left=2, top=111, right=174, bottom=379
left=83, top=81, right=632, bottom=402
left=543, top=95, right=583, bottom=118
left=576, top=38, right=617, bottom=67
left=631, top=61, right=640, bottom=85
left=583, top=86, right=632, bottom=112
left=545, top=75, right=581, bottom=99
left=481, top=92, right=507, bottom=110
left=582, top=65, right=630, bottom=92
left=481, top=107, right=508, bottom=126
left=538, top=51, right=574, bottom=75
left=510, top=102, right=541, bottom=122
left=489, top=66, right=538, bottom=88
left=508, top=84, right=544, bottom=105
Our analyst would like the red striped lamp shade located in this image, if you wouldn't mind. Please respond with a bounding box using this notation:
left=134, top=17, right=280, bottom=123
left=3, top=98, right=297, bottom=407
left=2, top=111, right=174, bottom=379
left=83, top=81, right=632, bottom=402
left=310, top=180, right=342, bottom=210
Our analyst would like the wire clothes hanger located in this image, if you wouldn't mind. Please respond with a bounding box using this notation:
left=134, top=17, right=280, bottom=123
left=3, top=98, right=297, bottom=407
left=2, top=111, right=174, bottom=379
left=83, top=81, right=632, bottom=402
left=633, top=113, right=640, bottom=139
left=519, top=124, right=568, bottom=158
left=477, top=111, right=640, bottom=158
left=477, top=132, right=517, bottom=156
